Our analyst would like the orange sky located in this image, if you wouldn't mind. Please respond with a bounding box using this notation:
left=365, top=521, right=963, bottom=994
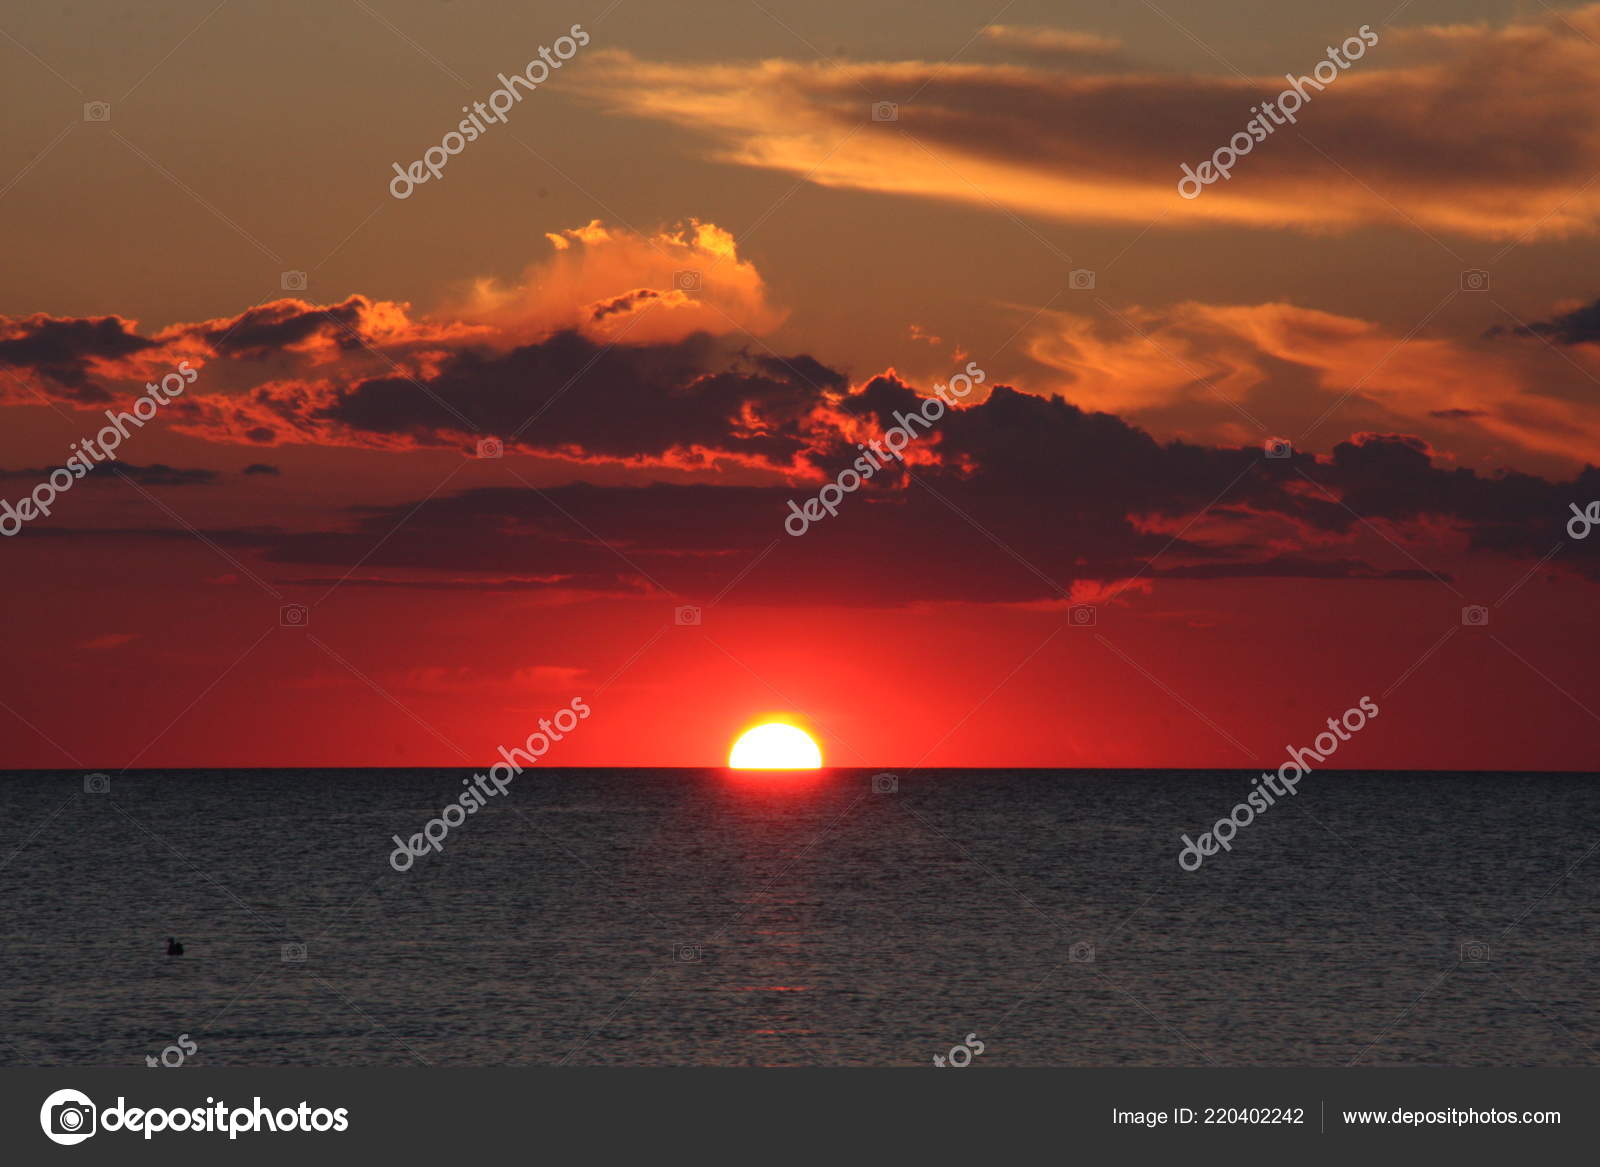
left=0, top=1, right=1596, bottom=770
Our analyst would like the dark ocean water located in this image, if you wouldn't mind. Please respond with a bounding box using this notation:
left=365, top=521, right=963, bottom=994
left=1, top=768, right=1597, bottom=1067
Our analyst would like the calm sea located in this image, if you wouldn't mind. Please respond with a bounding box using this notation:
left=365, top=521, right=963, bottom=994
left=2, top=768, right=1596, bottom=1067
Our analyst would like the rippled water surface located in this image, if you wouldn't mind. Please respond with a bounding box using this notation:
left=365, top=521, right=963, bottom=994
left=2, top=768, right=1596, bottom=1066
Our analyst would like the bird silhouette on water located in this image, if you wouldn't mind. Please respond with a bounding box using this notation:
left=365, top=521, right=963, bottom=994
left=166, top=937, right=184, bottom=956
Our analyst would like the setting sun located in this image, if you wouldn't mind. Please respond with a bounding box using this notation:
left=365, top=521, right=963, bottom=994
left=728, top=723, right=823, bottom=769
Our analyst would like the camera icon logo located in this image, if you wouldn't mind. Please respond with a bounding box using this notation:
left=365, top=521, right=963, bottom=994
left=871, top=772, right=898, bottom=794
left=1462, top=605, right=1489, bottom=627
left=1265, top=437, right=1293, bottom=459
left=673, top=269, right=701, bottom=292
left=1068, top=604, right=1097, bottom=627
left=83, top=772, right=110, bottom=794
left=674, top=943, right=702, bottom=962
left=1460, top=269, right=1491, bottom=293
left=476, top=437, right=503, bottom=459
left=280, top=603, right=309, bottom=628
left=675, top=605, right=702, bottom=626
left=1460, top=941, right=1490, bottom=963
left=1069, top=269, right=1096, bottom=291
left=83, top=102, right=111, bottom=122
left=280, top=270, right=308, bottom=292
left=40, top=1088, right=97, bottom=1145
left=1068, top=940, right=1095, bottom=963
left=282, top=942, right=307, bottom=962
left=871, top=101, right=899, bottom=122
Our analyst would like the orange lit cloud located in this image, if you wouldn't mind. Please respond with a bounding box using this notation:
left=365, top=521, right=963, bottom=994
left=575, top=6, right=1600, bottom=239
left=1021, top=300, right=1600, bottom=469
left=450, top=218, right=785, bottom=344
left=0, top=218, right=776, bottom=413
left=0, top=219, right=793, bottom=468
left=979, top=24, right=1126, bottom=63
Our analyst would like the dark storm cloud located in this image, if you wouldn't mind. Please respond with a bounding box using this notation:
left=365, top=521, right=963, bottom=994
left=751, top=352, right=848, bottom=393
left=316, top=330, right=827, bottom=465
left=1486, top=297, right=1600, bottom=346
left=11, top=343, right=1591, bottom=598
left=1317, top=434, right=1570, bottom=533
left=1151, top=557, right=1446, bottom=581
left=217, top=397, right=1593, bottom=601
left=196, top=297, right=370, bottom=358
left=0, top=315, right=157, bottom=402
left=0, top=460, right=220, bottom=486
left=589, top=288, right=663, bottom=321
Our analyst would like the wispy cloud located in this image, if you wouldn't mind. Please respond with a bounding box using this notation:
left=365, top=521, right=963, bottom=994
left=573, top=6, right=1600, bottom=239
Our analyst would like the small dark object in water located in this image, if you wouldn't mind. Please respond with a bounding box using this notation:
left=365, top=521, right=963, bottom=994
left=166, top=937, right=184, bottom=956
